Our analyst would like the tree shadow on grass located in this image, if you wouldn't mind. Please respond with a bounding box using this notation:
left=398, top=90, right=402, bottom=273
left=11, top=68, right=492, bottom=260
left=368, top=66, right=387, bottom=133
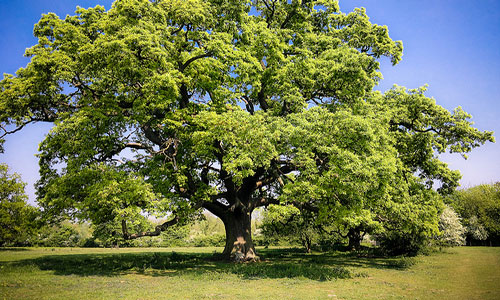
left=2, top=248, right=415, bottom=281
left=0, top=247, right=30, bottom=251
left=260, top=248, right=416, bottom=270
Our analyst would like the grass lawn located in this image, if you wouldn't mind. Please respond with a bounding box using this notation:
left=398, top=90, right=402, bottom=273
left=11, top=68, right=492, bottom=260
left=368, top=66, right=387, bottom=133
left=0, top=246, right=499, bottom=299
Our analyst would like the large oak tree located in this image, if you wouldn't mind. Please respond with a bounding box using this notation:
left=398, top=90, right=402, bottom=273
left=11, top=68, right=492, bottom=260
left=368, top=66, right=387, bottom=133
left=0, top=0, right=493, bottom=261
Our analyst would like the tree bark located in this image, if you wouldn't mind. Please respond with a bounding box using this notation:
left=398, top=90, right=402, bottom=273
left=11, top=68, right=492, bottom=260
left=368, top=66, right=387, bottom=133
left=221, top=209, right=258, bottom=262
left=301, top=234, right=312, bottom=253
left=347, top=228, right=362, bottom=251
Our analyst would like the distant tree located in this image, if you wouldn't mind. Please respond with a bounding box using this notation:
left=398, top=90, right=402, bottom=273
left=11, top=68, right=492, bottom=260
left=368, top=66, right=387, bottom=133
left=334, top=209, right=382, bottom=251
left=374, top=186, right=443, bottom=255
left=260, top=204, right=326, bottom=253
left=179, top=213, right=224, bottom=247
left=156, top=222, right=191, bottom=247
left=0, top=164, right=38, bottom=246
left=0, top=0, right=493, bottom=260
left=465, top=216, right=488, bottom=244
left=449, top=183, right=500, bottom=246
left=436, top=205, right=465, bottom=247
left=34, top=221, right=87, bottom=247
left=92, top=215, right=155, bottom=247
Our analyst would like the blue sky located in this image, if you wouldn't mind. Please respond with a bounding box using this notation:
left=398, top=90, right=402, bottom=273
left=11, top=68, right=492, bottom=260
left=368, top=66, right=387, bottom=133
left=1, top=0, right=499, bottom=205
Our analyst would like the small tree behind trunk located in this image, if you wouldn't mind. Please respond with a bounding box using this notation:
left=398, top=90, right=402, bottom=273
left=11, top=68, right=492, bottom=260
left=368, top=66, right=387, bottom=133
left=301, top=234, right=312, bottom=253
left=348, top=228, right=362, bottom=251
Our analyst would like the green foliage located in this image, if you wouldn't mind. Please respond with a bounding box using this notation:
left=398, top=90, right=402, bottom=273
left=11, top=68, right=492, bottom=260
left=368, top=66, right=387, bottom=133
left=261, top=205, right=320, bottom=251
left=379, top=86, right=493, bottom=194
left=374, top=183, right=443, bottom=256
left=36, top=163, right=166, bottom=235
left=156, top=223, right=191, bottom=247
left=448, top=183, right=500, bottom=245
left=465, top=216, right=489, bottom=242
left=260, top=204, right=347, bottom=251
left=0, top=0, right=493, bottom=257
left=188, top=214, right=226, bottom=247
left=34, top=221, right=91, bottom=247
left=0, top=164, right=39, bottom=246
left=190, top=233, right=226, bottom=247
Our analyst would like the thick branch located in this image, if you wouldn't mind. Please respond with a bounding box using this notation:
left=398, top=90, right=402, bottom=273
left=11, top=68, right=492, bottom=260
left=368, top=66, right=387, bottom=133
left=262, top=0, right=276, bottom=28
left=281, top=8, right=296, bottom=29
left=252, top=160, right=296, bottom=190
left=99, top=142, right=152, bottom=162
left=72, top=74, right=100, bottom=102
left=319, top=226, right=349, bottom=239
left=390, top=120, right=439, bottom=134
left=141, top=124, right=164, bottom=146
left=125, top=142, right=153, bottom=152
left=202, top=200, right=228, bottom=218
left=254, top=196, right=278, bottom=208
left=213, top=140, right=237, bottom=199
left=257, top=80, right=269, bottom=111
left=122, top=215, right=180, bottom=240
left=179, top=52, right=213, bottom=72
left=170, top=24, right=186, bottom=35
left=254, top=177, right=276, bottom=189
left=241, top=96, right=255, bottom=115
left=179, top=84, right=190, bottom=109
left=279, top=163, right=297, bottom=174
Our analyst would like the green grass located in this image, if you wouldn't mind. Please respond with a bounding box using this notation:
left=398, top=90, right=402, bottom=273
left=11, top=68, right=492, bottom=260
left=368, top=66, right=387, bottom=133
left=0, top=246, right=499, bottom=299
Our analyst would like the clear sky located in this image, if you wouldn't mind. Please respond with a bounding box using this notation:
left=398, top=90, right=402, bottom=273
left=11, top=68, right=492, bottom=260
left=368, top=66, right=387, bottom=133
left=1, top=0, right=499, bottom=205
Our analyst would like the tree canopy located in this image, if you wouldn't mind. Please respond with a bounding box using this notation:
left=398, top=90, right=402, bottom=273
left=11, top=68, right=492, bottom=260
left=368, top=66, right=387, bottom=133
left=0, top=0, right=493, bottom=260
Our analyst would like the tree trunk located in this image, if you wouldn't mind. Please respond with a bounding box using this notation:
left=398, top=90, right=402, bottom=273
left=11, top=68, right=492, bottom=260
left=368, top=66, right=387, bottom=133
left=304, top=238, right=312, bottom=254
left=347, top=228, right=362, bottom=251
left=222, top=209, right=258, bottom=262
left=301, top=234, right=312, bottom=253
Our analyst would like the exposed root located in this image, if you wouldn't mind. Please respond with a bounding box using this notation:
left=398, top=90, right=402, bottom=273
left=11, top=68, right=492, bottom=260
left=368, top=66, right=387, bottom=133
left=230, top=251, right=260, bottom=263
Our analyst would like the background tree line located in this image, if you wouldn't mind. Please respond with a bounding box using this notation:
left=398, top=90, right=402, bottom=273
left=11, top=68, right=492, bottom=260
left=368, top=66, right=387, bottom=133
left=2, top=162, right=499, bottom=251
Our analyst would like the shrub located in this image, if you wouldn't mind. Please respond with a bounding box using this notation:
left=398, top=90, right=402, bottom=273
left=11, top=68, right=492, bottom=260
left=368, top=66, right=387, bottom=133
left=377, top=230, right=431, bottom=256
left=191, top=233, right=226, bottom=247
left=35, top=222, right=84, bottom=247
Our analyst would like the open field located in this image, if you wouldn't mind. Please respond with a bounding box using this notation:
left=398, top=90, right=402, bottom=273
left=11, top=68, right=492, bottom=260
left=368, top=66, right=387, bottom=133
left=1, top=246, right=499, bottom=300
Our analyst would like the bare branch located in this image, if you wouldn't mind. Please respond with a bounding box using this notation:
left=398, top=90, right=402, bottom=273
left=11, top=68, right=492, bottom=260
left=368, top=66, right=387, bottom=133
left=0, top=120, right=35, bottom=139
left=125, top=142, right=153, bottom=152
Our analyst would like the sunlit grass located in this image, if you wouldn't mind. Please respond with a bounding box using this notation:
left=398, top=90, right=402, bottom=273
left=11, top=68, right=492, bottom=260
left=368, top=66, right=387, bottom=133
left=0, top=246, right=499, bottom=299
